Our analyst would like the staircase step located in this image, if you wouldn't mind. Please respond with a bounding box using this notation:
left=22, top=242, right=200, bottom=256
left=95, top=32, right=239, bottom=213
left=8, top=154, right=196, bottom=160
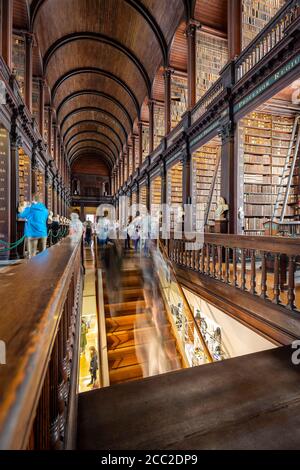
left=104, top=288, right=144, bottom=303
left=106, top=324, right=174, bottom=350
left=109, top=363, right=144, bottom=384
left=106, top=313, right=151, bottom=333
left=105, top=300, right=146, bottom=316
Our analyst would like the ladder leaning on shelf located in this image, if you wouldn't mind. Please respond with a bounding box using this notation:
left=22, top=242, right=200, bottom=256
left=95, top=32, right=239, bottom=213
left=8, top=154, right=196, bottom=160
left=204, top=147, right=221, bottom=228
left=272, top=115, right=300, bottom=223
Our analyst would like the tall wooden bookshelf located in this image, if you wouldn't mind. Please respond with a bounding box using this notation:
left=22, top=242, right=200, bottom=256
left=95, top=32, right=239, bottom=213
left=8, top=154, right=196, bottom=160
left=151, top=176, right=161, bottom=207
left=167, top=162, right=183, bottom=230
left=154, top=104, right=164, bottom=150
left=47, top=183, right=53, bottom=212
left=44, top=108, right=49, bottom=144
left=12, top=34, right=25, bottom=99
left=192, top=139, right=221, bottom=230
left=32, top=79, right=40, bottom=124
left=242, top=0, right=286, bottom=50
left=196, top=31, right=228, bottom=102
left=18, top=148, right=31, bottom=205
left=0, top=127, right=9, bottom=255
left=140, top=185, right=147, bottom=209
left=171, top=75, right=188, bottom=129
left=128, top=146, right=133, bottom=175
left=142, top=126, right=149, bottom=161
left=33, top=169, right=45, bottom=203
left=239, top=111, right=296, bottom=235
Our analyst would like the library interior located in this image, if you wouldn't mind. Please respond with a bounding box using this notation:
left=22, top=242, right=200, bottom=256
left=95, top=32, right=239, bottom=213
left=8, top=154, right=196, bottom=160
left=0, top=0, right=300, bottom=452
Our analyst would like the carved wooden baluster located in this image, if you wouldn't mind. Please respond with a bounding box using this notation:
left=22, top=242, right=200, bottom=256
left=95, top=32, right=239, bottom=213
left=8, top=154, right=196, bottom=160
left=218, top=245, right=222, bottom=281
left=206, top=244, right=210, bottom=275
left=211, top=245, right=216, bottom=278
left=49, top=339, right=61, bottom=449
left=241, top=249, right=246, bottom=290
left=201, top=243, right=205, bottom=273
left=250, top=249, right=256, bottom=295
left=225, top=247, right=229, bottom=284
left=273, top=253, right=280, bottom=304
left=232, top=248, right=237, bottom=287
left=57, top=324, right=66, bottom=441
left=260, top=251, right=267, bottom=300
left=288, top=255, right=296, bottom=310
left=197, top=248, right=201, bottom=271
left=33, top=369, right=50, bottom=449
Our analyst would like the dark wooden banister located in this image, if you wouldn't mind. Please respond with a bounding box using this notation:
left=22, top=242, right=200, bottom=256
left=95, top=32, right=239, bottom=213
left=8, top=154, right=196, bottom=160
left=0, top=237, right=83, bottom=449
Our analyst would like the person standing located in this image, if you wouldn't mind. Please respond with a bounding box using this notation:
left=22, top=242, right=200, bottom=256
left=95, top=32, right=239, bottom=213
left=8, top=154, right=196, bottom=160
left=18, top=193, right=49, bottom=258
left=88, top=346, right=98, bottom=387
left=80, top=318, right=88, bottom=354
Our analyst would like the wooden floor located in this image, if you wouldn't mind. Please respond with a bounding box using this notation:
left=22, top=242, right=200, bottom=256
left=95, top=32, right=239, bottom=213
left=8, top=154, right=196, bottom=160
left=102, top=250, right=183, bottom=385
left=77, top=345, right=300, bottom=450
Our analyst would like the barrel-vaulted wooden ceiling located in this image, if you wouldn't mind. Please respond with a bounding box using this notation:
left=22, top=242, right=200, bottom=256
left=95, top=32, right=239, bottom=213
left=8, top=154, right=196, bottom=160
left=14, top=0, right=228, bottom=173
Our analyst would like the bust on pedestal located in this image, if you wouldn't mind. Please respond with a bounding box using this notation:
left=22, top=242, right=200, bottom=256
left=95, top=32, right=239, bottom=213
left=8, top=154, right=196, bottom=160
left=213, top=197, right=229, bottom=233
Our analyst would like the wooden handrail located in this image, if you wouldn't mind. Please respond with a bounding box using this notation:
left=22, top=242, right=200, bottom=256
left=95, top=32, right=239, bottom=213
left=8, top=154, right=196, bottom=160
left=0, top=237, right=83, bottom=449
left=171, top=232, right=300, bottom=256
left=158, top=239, right=213, bottom=363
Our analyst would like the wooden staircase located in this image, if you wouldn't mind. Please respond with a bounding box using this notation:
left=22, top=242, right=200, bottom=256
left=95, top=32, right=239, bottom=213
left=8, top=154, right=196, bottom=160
left=102, top=261, right=183, bottom=385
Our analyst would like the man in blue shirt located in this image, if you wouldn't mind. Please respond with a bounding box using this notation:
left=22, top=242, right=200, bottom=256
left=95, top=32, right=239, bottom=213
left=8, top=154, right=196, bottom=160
left=18, top=193, right=49, bottom=258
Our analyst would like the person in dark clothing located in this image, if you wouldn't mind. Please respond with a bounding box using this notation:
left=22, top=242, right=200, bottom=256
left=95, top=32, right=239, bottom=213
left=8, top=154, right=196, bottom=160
left=50, top=214, right=60, bottom=245
left=85, top=221, right=93, bottom=246
left=88, top=346, right=98, bottom=386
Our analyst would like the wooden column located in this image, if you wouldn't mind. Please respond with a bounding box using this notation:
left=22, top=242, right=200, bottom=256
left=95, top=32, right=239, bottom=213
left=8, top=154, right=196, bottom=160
left=48, top=107, right=53, bottom=153
left=160, top=160, right=167, bottom=205
left=2, top=0, right=13, bottom=69
left=138, top=122, right=143, bottom=167
left=163, top=68, right=172, bottom=135
left=132, top=135, right=136, bottom=173
left=80, top=202, right=84, bottom=222
left=182, top=142, right=192, bottom=205
left=126, top=145, right=130, bottom=180
left=39, top=79, right=45, bottom=138
left=146, top=172, right=151, bottom=211
left=53, top=125, right=57, bottom=165
left=220, top=122, right=238, bottom=234
left=25, top=33, right=33, bottom=113
left=228, top=0, right=242, bottom=60
left=186, top=22, right=197, bottom=109
left=148, top=99, right=154, bottom=153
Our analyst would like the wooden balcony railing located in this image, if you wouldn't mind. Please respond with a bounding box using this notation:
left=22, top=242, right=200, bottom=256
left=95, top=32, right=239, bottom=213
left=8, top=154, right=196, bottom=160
left=0, top=237, right=83, bottom=449
left=168, top=233, right=300, bottom=313
left=236, top=0, right=300, bottom=82
left=191, top=77, right=225, bottom=125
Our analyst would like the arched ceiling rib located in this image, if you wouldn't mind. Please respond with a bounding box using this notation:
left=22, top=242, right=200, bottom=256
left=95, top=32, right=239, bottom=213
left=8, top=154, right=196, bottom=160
left=66, top=131, right=120, bottom=158
left=64, top=121, right=123, bottom=152
left=30, top=0, right=185, bottom=171
left=60, top=107, right=127, bottom=142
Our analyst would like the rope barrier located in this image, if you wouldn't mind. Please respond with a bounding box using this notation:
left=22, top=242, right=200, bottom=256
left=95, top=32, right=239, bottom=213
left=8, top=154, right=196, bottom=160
left=0, top=226, right=69, bottom=253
